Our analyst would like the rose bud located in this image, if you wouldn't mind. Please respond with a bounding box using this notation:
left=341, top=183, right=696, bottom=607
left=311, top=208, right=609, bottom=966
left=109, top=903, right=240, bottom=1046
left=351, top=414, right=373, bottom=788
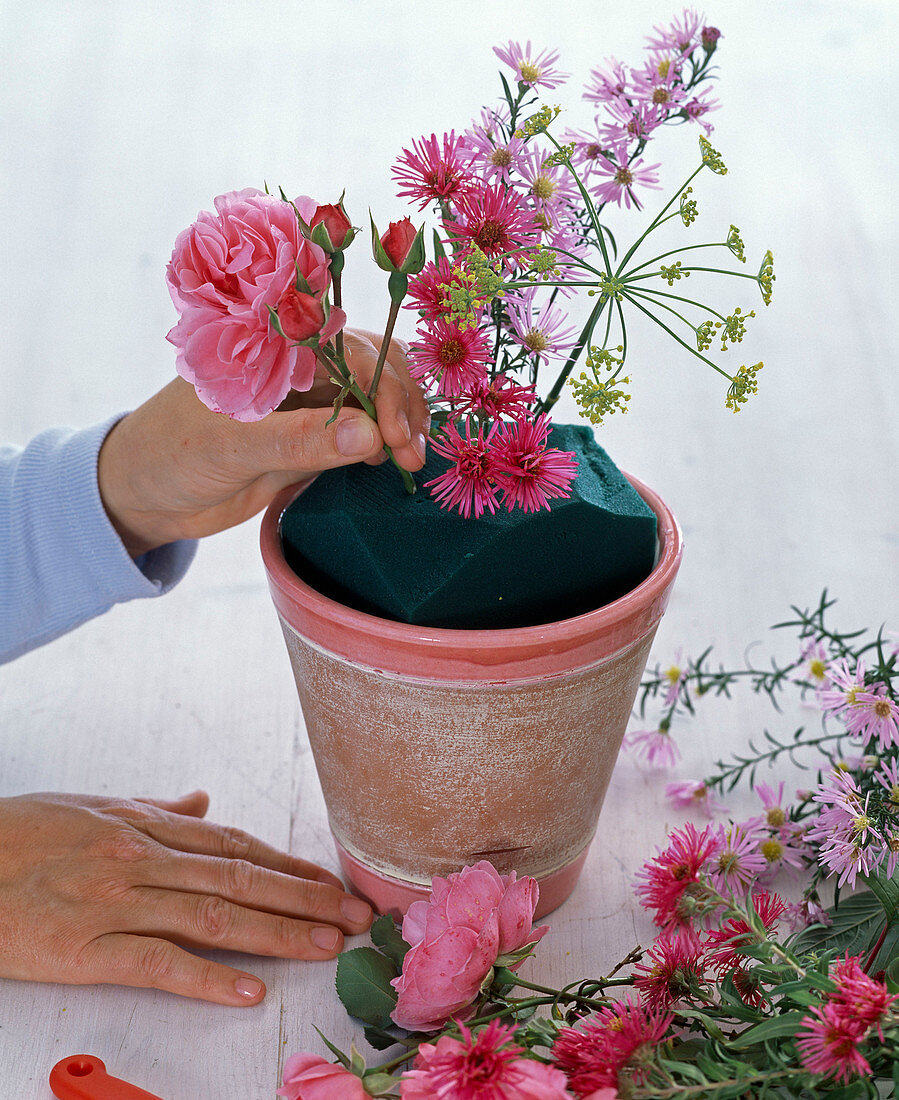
left=371, top=214, right=426, bottom=276
left=276, top=285, right=326, bottom=341
left=310, top=202, right=355, bottom=252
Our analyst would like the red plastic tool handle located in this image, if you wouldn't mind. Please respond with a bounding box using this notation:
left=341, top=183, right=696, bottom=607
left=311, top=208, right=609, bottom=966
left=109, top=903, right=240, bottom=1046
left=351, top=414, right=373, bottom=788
left=50, top=1056, right=165, bottom=1100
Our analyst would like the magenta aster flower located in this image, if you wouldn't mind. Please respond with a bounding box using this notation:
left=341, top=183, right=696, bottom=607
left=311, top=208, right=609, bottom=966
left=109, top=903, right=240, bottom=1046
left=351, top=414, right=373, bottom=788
left=426, top=420, right=501, bottom=519
left=492, top=40, right=569, bottom=90
left=633, top=929, right=708, bottom=1011
left=829, top=954, right=899, bottom=1035
left=506, top=289, right=578, bottom=364
left=393, top=131, right=475, bottom=211
left=406, top=258, right=471, bottom=322
left=590, top=142, right=662, bottom=211
left=401, top=1020, right=570, bottom=1099
left=447, top=183, right=542, bottom=262
left=795, top=1003, right=872, bottom=1084
left=626, top=727, right=681, bottom=769
left=665, top=780, right=725, bottom=817
left=408, top=318, right=491, bottom=398
left=708, top=821, right=768, bottom=897
left=491, top=414, right=578, bottom=514
left=552, top=995, right=673, bottom=1095
left=705, top=889, right=787, bottom=974
left=455, top=373, right=537, bottom=420
left=635, top=823, right=719, bottom=929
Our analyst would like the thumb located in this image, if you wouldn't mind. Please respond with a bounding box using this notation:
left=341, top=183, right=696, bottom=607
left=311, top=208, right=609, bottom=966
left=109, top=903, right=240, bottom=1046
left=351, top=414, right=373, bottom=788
left=266, top=405, right=384, bottom=473
left=134, top=790, right=210, bottom=818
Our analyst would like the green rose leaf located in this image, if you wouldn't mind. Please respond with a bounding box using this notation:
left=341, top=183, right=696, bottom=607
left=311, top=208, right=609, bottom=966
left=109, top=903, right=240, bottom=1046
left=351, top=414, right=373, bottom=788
left=370, top=914, right=409, bottom=970
left=335, top=946, right=399, bottom=1027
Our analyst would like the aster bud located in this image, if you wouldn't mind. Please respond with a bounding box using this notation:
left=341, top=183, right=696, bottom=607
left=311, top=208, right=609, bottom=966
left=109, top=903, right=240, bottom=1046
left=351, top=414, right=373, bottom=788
left=701, top=26, right=722, bottom=53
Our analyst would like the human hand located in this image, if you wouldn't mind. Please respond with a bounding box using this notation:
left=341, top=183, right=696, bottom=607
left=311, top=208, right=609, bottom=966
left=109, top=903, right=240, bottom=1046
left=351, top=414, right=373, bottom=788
left=0, top=791, right=373, bottom=1005
left=98, top=329, right=429, bottom=556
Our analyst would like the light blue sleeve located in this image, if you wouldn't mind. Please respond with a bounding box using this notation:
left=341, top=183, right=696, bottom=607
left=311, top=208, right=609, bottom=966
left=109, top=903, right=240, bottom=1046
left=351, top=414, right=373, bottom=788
left=0, top=417, right=197, bottom=664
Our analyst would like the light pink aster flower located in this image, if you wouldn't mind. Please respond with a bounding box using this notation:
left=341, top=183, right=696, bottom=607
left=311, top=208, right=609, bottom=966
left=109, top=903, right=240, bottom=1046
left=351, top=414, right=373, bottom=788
left=783, top=895, right=832, bottom=933
left=590, top=143, right=662, bottom=211
left=426, top=420, right=501, bottom=519
left=506, top=289, right=578, bottom=364
left=708, top=821, right=768, bottom=897
left=807, top=772, right=880, bottom=887
left=512, top=146, right=580, bottom=227
left=401, top=1020, right=570, bottom=1099
left=582, top=58, right=630, bottom=107
left=596, top=98, right=664, bottom=149
left=843, top=685, right=899, bottom=751
left=491, top=414, right=578, bottom=514
left=644, top=9, right=704, bottom=57
left=493, top=40, right=569, bottom=90
left=800, top=639, right=830, bottom=684
left=817, top=658, right=867, bottom=717
left=682, top=86, right=721, bottom=134
left=665, top=780, right=725, bottom=817
left=875, top=756, right=899, bottom=808
left=629, top=60, right=689, bottom=121
left=626, top=727, right=681, bottom=769
left=393, top=131, right=475, bottom=210
left=463, top=108, right=525, bottom=186
left=755, top=781, right=790, bottom=829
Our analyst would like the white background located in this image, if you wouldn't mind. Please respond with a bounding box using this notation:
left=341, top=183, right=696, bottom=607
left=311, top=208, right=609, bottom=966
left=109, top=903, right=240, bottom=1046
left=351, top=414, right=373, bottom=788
left=1, top=1, right=896, bottom=1095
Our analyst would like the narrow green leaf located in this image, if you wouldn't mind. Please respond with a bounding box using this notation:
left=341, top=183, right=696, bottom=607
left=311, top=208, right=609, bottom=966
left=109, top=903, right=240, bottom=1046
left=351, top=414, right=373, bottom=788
left=311, top=1026, right=351, bottom=1068
left=335, top=947, right=399, bottom=1027
left=726, top=1010, right=807, bottom=1049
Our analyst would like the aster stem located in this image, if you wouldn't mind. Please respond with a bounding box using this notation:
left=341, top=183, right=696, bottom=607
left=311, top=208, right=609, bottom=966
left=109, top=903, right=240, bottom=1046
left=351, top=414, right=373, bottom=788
left=543, top=131, right=613, bottom=273
left=534, top=294, right=608, bottom=414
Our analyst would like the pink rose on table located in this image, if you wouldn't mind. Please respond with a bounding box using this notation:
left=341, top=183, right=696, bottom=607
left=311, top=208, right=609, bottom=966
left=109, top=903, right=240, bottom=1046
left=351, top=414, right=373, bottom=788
left=390, top=860, right=548, bottom=1032
left=166, top=188, right=333, bottom=421
left=277, top=1053, right=368, bottom=1099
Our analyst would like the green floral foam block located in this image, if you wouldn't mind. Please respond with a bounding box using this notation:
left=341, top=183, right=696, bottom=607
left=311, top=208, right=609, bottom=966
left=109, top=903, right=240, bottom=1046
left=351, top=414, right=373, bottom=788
left=279, top=425, right=657, bottom=630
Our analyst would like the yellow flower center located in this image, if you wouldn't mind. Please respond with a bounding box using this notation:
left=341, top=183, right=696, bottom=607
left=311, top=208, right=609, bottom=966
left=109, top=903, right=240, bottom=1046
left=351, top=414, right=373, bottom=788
left=518, top=60, right=542, bottom=83
left=523, top=330, right=549, bottom=353
left=615, top=166, right=634, bottom=186
left=530, top=175, right=557, bottom=201
left=490, top=148, right=512, bottom=169
left=657, top=58, right=672, bottom=77
left=653, top=87, right=670, bottom=105
left=889, top=784, right=899, bottom=806
left=760, top=839, right=783, bottom=863
left=853, top=815, right=872, bottom=835
left=809, top=658, right=827, bottom=680
left=718, top=851, right=738, bottom=873
left=874, top=698, right=892, bottom=718
left=766, top=807, right=786, bottom=828
left=665, top=665, right=682, bottom=684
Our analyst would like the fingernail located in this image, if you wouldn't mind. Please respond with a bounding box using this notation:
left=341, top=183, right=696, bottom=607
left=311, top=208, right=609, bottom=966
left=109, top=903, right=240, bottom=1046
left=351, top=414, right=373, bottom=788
left=336, top=418, right=376, bottom=457
left=341, top=896, right=373, bottom=925
left=311, top=926, right=340, bottom=952
left=234, top=976, right=264, bottom=1000
left=397, top=408, right=411, bottom=442
left=415, top=432, right=428, bottom=460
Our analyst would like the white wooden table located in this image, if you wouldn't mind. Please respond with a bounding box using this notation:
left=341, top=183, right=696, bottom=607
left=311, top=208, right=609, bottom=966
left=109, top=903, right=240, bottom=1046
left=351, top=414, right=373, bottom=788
left=1, top=1, right=896, bottom=1095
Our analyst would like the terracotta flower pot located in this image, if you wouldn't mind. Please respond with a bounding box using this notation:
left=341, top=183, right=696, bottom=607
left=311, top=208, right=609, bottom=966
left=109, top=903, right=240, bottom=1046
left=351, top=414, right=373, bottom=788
left=260, top=473, right=682, bottom=919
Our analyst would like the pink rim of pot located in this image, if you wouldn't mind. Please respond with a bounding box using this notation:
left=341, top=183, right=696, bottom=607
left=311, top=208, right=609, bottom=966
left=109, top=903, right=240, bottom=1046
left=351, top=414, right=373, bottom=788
left=260, top=472, right=683, bottom=682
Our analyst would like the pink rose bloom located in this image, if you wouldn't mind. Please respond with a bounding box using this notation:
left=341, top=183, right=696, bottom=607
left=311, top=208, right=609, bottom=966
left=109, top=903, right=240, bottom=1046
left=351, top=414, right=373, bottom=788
left=391, top=861, right=548, bottom=1032
left=276, top=1053, right=368, bottom=1100
left=166, top=189, right=343, bottom=421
